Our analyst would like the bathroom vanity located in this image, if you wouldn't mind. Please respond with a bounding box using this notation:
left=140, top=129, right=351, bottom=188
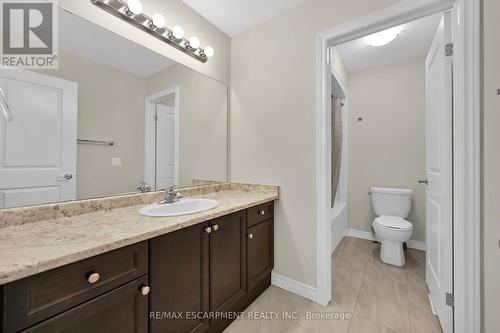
left=0, top=184, right=278, bottom=333
left=0, top=2, right=277, bottom=332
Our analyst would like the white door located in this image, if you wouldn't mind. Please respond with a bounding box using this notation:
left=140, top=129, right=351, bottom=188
left=425, top=12, right=453, bottom=333
left=155, top=103, right=176, bottom=189
left=0, top=68, right=77, bottom=208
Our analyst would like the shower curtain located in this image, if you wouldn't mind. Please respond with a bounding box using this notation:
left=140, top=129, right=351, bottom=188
left=331, top=96, right=343, bottom=208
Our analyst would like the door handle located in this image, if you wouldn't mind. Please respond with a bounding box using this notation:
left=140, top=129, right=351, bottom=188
left=418, top=179, right=428, bottom=185
left=57, top=174, right=73, bottom=181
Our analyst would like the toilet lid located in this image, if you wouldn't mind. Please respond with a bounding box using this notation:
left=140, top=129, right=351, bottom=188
left=374, top=216, right=413, bottom=230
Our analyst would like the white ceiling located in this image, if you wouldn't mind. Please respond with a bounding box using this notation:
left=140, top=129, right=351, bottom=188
left=335, top=13, right=442, bottom=73
left=182, top=0, right=304, bottom=37
left=60, top=9, right=176, bottom=77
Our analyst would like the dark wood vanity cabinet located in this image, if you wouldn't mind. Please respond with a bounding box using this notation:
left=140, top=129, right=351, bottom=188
left=2, top=242, right=149, bottom=333
left=150, top=222, right=210, bottom=333
left=150, top=210, right=247, bottom=333
left=247, top=218, right=274, bottom=291
left=207, top=211, right=247, bottom=332
left=1, top=202, right=274, bottom=333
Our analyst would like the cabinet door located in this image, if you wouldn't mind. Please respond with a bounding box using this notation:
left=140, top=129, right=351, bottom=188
left=209, top=211, right=246, bottom=315
left=150, top=222, right=210, bottom=333
left=22, top=276, right=149, bottom=333
left=247, top=219, right=274, bottom=291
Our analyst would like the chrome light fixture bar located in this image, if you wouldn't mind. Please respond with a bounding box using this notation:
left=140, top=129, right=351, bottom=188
left=90, top=0, right=212, bottom=63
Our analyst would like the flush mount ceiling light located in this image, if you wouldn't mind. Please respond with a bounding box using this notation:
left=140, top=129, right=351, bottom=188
left=91, top=0, right=214, bottom=62
left=364, top=26, right=404, bottom=47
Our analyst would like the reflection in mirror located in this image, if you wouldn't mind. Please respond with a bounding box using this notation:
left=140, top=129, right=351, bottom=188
left=0, top=8, right=228, bottom=209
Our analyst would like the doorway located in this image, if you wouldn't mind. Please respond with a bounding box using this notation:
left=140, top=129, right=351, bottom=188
left=329, top=67, right=348, bottom=253
left=144, top=87, right=180, bottom=191
left=315, top=1, right=480, bottom=333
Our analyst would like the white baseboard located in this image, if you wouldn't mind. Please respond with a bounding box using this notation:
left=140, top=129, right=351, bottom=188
left=345, top=228, right=426, bottom=251
left=345, top=228, right=376, bottom=241
left=407, top=239, right=426, bottom=251
left=271, top=272, right=317, bottom=302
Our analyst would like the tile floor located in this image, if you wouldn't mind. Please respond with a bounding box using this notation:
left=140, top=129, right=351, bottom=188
left=224, top=237, right=443, bottom=333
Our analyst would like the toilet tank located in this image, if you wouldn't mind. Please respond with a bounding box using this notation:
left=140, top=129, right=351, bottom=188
left=371, top=187, right=413, bottom=218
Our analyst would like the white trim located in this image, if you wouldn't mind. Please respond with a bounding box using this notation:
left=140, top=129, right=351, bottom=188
left=316, top=2, right=480, bottom=332
left=344, top=228, right=426, bottom=251
left=144, top=87, right=180, bottom=189
left=315, top=29, right=331, bottom=306
left=271, top=272, right=317, bottom=302
left=451, top=1, right=481, bottom=332
left=407, top=239, right=427, bottom=252
left=345, top=229, right=376, bottom=241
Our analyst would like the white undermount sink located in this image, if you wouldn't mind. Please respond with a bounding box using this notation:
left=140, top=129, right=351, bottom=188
left=139, top=198, right=219, bottom=217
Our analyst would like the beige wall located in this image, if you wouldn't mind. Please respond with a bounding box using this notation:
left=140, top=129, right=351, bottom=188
left=347, top=58, right=426, bottom=242
left=230, top=0, right=399, bottom=287
left=59, top=0, right=231, bottom=84
left=330, top=47, right=349, bottom=87
left=482, top=0, right=499, bottom=331
left=146, top=65, right=228, bottom=186
left=43, top=51, right=146, bottom=199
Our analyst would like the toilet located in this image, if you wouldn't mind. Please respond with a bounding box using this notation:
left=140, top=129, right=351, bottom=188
left=371, top=187, right=414, bottom=267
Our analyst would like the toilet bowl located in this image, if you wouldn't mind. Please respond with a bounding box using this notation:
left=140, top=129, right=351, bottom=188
left=371, top=187, right=414, bottom=267
left=373, top=216, right=413, bottom=266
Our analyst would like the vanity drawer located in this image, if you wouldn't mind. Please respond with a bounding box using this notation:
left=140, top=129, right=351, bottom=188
left=2, top=241, right=148, bottom=333
left=247, top=202, right=274, bottom=228
left=22, top=276, right=149, bottom=333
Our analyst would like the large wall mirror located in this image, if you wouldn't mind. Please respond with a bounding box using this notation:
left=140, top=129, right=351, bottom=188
left=0, top=7, right=228, bottom=209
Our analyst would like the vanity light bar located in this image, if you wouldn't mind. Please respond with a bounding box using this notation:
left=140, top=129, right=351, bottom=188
left=90, top=0, right=212, bottom=63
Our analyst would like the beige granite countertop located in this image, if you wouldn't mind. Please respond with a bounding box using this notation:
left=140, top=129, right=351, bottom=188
left=0, top=184, right=278, bottom=285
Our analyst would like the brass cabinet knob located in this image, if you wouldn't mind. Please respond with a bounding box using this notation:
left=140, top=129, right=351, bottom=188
left=205, top=227, right=212, bottom=234
left=213, top=224, right=219, bottom=231
left=87, top=272, right=100, bottom=284
left=248, top=233, right=254, bottom=239
left=140, top=286, right=151, bottom=296
left=259, top=210, right=265, bottom=216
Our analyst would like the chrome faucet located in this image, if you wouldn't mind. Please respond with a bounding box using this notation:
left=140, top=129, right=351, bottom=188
left=137, top=182, right=151, bottom=193
left=159, top=186, right=182, bottom=204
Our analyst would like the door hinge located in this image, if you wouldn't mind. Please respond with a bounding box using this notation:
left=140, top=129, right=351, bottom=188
left=445, top=43, right=454, bottom=57
left=153, top=114, right=158, bottom=121
left=446, top=292, right=454, bottom=307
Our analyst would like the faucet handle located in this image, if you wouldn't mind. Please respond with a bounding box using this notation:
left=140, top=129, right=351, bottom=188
left=137, top=182, right=152, bottom=193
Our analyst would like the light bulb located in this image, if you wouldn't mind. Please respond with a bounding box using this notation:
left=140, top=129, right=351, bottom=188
left=171, top=25, right=184, bottom=39
left=127, top=0, right=143, bottom=15
left=189, top=37, right=200, bottom=49
left=364, top=26, right=403, bottom=47
left=204, top=46, right=214, bottom=58
left=152, top=13, right=165, bottom=28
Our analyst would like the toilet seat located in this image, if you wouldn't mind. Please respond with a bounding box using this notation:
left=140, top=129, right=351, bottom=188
left=374, top=216, right=413, bottom=231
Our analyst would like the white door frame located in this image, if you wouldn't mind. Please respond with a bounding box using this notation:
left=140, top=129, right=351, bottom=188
left=144, top=86, right=180, bottom=189
left=315, top=1, right=480, bottom=333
